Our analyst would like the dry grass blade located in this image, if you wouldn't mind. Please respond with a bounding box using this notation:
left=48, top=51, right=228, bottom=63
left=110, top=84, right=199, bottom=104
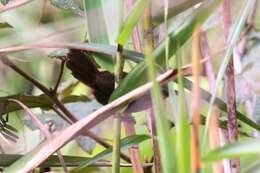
left=123, top=114, right=144, bottom=173
left=201, top=33, right=224, bottom=173
left=222, top=0, right=240, bottom=171
left=191, top=25, right=202, bottom=173
left=8, top=99, right=68, bottom=173
left=0, top=0, right=34, bottom=13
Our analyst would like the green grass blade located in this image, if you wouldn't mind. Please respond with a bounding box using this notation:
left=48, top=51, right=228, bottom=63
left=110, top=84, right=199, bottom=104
left=83, top=0, right=114, bottom=71
left=202, top=0, right=256, bottom=149
left=202, top=138, right=260, bottom=162
left=144, top=14, right=175, bottom=173
left=72, top=135, right=150, bottom=173
left=109, top=0, right=221, bottom=102
left=0, top=154, right=89, bottom=167
left=117, top=0, right=150, bottom=45
left=175, top=48, right=191, bottom=173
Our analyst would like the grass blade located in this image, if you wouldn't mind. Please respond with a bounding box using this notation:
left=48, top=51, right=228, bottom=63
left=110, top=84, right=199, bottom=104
left=202, top=0, right=256, bottom=149
left=117, top=0, right=150, bottom=45
left=73, top=135, right=150, bottom=173
left=202, top=138, right=260, bottom=162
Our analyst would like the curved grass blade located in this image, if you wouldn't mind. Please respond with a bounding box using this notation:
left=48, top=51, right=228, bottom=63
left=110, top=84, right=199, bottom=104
left=0, top=154, right=89, bottom=167
left=0, top=94, right=89, bottom=114
left=202, top=138, right=260, bottom=162
left=117, top=0, right=150, bottom=45
left=72, top=135, right=149, bottom=173
left=183, top=78, right=260, bottom=131
left=0, top=42, right=144, bottom=63
left=202, top=0, right=256, bottom=149
left=83, top=0, right=114, bottom=71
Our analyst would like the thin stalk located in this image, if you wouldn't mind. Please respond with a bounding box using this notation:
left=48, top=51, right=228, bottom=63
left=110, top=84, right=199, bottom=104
left=145, top=4, right=162, bottom=173
left=164, top=0, right=169, bottom=69
left=9, top=99, right=68, bottom=173
left=201, top=33, right=224, bottom=173
left=112, top=113, right=122, bottom=173
left=112, top=47, right=124, bottom=173
left=191, top=25, right=202, bottom=173
left=112, top=1, right=125, bottom=172
left=123, top=1, right=145, bottom=172
left=176, top=46, right=191, bottom=173
left=222, top=0, right=240, bottom=172
left=52, top=59, right=65, bottom=93
left=146, top=108, right=162, bottom=173
left=123, top=113, right=144, bottom=173
left=144, top=4, right=175, bottom=173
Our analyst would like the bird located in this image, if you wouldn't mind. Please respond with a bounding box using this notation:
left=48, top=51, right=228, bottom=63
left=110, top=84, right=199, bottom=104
left=66, top=49, right=115, bottom=105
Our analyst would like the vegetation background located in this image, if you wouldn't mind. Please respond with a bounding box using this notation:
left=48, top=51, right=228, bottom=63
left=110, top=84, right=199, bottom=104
left=0, top=0, right=260, bottom=173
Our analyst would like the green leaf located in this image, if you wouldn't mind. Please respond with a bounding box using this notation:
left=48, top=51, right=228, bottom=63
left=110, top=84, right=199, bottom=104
left=0, top=94, right=89, bottom=114
left=0, top=22, right=12, bottom=28
left=175, top=50, right=191, bottom=173
left=84, top=0, right=114, bottom=71
left=117, top=0, right=150, bottom=45
left=72, top=135, right=150, bottom=173
left=202, top=138, right=260, bottom=162
left=110, top=0, right=221, bottom=102
left=0, top=154, right=89, bottom=167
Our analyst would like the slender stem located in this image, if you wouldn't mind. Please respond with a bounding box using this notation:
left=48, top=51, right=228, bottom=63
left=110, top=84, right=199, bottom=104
left=112, top=114, right=122, bottom=173
left=146, top=108, right=162, bottom=173
left=123, top=2, right=145, bottom=173
left=114, top=45, right=125, bottom=82
left=112, top=41, right=124, bottom=173
left=123, top=113, right=144, bottom=173
left=112, top=1, right=125, bottom=172
left=144, top=5, right=163, bottom=173
left=201, top=33, right=224, bottom=173
left=191, top=25, right=202, bottom=173
left=222, top=0, right=240, bottom=172
left=52, top=59, right=65, bottom=93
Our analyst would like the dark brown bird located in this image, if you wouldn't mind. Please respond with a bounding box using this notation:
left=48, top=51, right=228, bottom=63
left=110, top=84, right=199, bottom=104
left=66, top=49, right=115, bottom=105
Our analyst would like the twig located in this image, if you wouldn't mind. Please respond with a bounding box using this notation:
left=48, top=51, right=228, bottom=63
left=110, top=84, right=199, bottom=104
left=123, top=1, right=145, bottom=173
left=201, top=33, right=224, bottom=173
left=52, top=59, right=65, bottom=94
left=222, top=0, right=240, bottom=172
left=123, top=113, right=144, bottom=173
left=191, top=25, right=202, bottom=173
left=146, top=108, right=162, bottom=173
left=8, top=99, right=68, bottom=173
